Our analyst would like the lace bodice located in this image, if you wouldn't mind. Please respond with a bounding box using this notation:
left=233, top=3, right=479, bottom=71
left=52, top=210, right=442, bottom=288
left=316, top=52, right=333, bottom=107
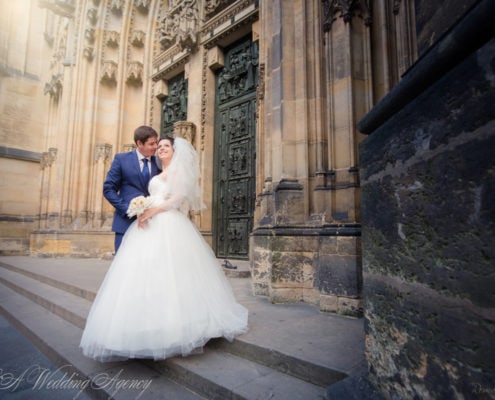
left=149, top=175, right=170, bottom=198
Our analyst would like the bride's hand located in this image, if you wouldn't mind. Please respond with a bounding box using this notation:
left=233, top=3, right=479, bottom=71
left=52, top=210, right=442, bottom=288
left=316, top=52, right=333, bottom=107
left=138, top=207, right=158, bottom=228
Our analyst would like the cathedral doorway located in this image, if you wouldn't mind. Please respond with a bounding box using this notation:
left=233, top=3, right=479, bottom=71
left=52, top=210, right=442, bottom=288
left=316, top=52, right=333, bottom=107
left=213, top=37, right=258, bottom=259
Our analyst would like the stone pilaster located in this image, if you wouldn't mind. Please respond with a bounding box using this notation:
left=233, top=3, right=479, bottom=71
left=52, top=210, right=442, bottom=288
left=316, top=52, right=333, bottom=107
left=252, top=0, right=368, bottom=315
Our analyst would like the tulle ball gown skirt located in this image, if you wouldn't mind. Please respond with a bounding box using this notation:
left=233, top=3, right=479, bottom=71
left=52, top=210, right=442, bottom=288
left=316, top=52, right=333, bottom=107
left=80, top=209, right=249, bottom=362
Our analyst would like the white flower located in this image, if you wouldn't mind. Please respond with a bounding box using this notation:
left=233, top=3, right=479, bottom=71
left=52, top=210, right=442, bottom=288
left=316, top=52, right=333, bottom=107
left=127, top=195, right=152, bottom=217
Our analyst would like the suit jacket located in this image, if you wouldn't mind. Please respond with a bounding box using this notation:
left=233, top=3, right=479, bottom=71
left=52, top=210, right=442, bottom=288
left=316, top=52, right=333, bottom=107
left=103, top=150, right=160, bottom=234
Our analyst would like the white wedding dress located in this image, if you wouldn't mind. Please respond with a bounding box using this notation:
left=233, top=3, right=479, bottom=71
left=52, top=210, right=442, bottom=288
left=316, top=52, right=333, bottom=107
left=80, top=174, right=249, bottom=361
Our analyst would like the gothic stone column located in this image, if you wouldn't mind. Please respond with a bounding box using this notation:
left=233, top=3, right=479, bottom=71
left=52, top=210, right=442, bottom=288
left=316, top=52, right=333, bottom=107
left=251, top=0, right=370, bottom=316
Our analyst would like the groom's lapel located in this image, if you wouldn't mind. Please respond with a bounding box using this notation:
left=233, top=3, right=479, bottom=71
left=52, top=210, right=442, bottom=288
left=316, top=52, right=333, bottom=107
left=150, top=155, right=160, bottom=175
left=132, top=150, right=147, bottom=189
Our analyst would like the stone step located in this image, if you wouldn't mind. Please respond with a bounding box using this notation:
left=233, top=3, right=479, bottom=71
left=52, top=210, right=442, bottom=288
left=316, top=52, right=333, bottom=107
left=0, top=257, right=364, bottom=399
left=0, top=257, right=365, bottom=385
left=0, top=282, right=207, bottom=400
left=144, top=348, right=325, bottom=400
left=0, top=260, right=346, bottom=388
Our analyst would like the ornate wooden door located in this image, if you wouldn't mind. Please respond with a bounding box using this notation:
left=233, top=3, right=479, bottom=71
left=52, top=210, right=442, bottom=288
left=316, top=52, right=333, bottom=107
left=213, top=38, right=258, bottom=259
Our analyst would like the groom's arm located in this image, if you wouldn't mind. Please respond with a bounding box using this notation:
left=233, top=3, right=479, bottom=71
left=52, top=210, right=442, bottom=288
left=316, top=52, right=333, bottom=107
left=103, top=155, right=128, bottom=215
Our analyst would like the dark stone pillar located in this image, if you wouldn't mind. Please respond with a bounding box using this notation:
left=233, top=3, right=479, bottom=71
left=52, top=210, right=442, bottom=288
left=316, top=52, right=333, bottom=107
left=358, top=1, right=495, bottom=398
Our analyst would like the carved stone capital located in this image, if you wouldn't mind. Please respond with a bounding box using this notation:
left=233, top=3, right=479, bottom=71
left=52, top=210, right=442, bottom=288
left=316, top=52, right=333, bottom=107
left=134, top=0, right=151, bottom=13
left=126, top=61, right=143, bottom=85
left=83, top=47, right=94, bottom=61
left=85, top=28, right=95, bottom=44
left=106, top=31, right=120, bottom=48
left=100, top=61, right=118, bottom=84
left=87, top=8, right=98, bottom=25
left=130, top=30, right=145, bottom=47
left=123, top=143, right=136, bottom=152
left=40, top=147, right=58, bottom=169
left=110, top=0, right=124, bottom=14
left=94, top=143, right=112, bottom=162
left=173, top=121, right=196, bottom=143
left=44, top=74, right=63, bottom=100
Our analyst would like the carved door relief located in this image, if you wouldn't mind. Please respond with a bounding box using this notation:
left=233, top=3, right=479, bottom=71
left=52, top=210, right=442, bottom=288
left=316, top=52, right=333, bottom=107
left=213, top=37, right=258, bottom=259
left=161, top=73, right=188, bottom=138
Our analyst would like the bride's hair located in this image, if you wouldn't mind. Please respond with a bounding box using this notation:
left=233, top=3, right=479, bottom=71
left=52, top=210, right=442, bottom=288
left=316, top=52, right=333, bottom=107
left=160, top=136, right=174, bottom=146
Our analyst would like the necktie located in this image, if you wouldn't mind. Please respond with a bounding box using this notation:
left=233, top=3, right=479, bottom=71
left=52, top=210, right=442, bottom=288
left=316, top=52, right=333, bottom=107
left=142, top=158, right=150, bottom=184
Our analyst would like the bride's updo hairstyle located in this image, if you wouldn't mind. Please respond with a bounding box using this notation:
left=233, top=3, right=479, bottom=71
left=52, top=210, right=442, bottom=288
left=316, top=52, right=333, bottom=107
left=160, top=135, right=174, bottom=146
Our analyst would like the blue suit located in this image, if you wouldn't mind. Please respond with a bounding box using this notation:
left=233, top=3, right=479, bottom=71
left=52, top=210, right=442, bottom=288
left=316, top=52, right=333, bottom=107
left=103, top=150, right=160, bottom=251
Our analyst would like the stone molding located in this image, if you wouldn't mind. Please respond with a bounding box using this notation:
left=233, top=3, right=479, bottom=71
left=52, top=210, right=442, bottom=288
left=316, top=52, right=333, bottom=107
left=200, top=0, right=258, bottom=49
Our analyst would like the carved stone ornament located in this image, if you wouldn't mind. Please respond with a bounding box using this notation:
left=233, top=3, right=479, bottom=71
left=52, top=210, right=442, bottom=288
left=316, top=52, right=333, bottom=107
left=43, top=74, right=63, bottom=100
left=83, top=46, right=94, bottom=61
left=85, top=28, right=95, bottom=44
left=126, top=61, right=143, bottom=85
left=87, top=8, right=98, bottom=25
left=94, top=143, right=112, bottom=162
left=40, top=147, right=58, bottom=169
left=204, top=0, right=233, bottom=18
left=130, top=30, right=145, bottom=47
left=134, top=0, right=151, bottom=13
left=123, top=143, right=136, bottom=152
left=106, top=31, right=120, bottom=47
left=159, top=0, right=199, bottom=51
left=44, top=32, right=55, bottom=46
left=321, top=0, right=372, bottom=32
left=173, top=121, right=196, bottom=143
left=110, top=0, right=124, bottom=14
left=100, top=61, right=118, bottom=84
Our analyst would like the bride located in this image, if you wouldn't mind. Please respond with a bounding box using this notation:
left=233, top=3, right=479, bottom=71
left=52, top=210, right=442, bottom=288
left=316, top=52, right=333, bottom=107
left=80, top=136, right=248, bottom=361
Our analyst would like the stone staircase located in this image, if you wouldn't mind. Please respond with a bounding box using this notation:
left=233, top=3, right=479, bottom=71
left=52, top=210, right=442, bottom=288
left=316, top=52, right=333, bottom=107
left=0, top=256, right=365, bottom=400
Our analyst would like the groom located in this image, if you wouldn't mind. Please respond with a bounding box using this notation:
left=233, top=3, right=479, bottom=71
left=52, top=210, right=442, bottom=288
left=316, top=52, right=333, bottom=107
left=103, top=125, right=160, bottom=252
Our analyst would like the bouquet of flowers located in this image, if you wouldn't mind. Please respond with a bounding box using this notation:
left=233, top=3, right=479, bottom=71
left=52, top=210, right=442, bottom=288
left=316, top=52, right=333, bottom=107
left=127, top=195, right=152, bottom=217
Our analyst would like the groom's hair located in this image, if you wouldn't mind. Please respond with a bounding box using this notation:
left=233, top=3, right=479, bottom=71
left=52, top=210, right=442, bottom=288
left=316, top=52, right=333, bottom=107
left=134, top=125, right=158, bottom=145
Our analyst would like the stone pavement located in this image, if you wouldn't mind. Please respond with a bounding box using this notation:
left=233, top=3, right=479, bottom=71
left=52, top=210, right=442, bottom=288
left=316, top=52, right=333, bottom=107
left=0, top=256, right=366, bottom=399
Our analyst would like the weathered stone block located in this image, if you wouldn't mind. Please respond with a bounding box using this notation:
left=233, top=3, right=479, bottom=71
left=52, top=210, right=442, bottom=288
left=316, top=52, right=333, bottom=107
left=316, top=254, right=361, bottom=297
left=360, top=27, right=495, bottom=400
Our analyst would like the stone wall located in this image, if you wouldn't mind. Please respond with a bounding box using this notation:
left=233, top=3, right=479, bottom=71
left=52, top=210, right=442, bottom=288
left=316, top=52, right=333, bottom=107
left=0, top=1, right=48, bottom=254
left=359, top=1, right=495, bottom=397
